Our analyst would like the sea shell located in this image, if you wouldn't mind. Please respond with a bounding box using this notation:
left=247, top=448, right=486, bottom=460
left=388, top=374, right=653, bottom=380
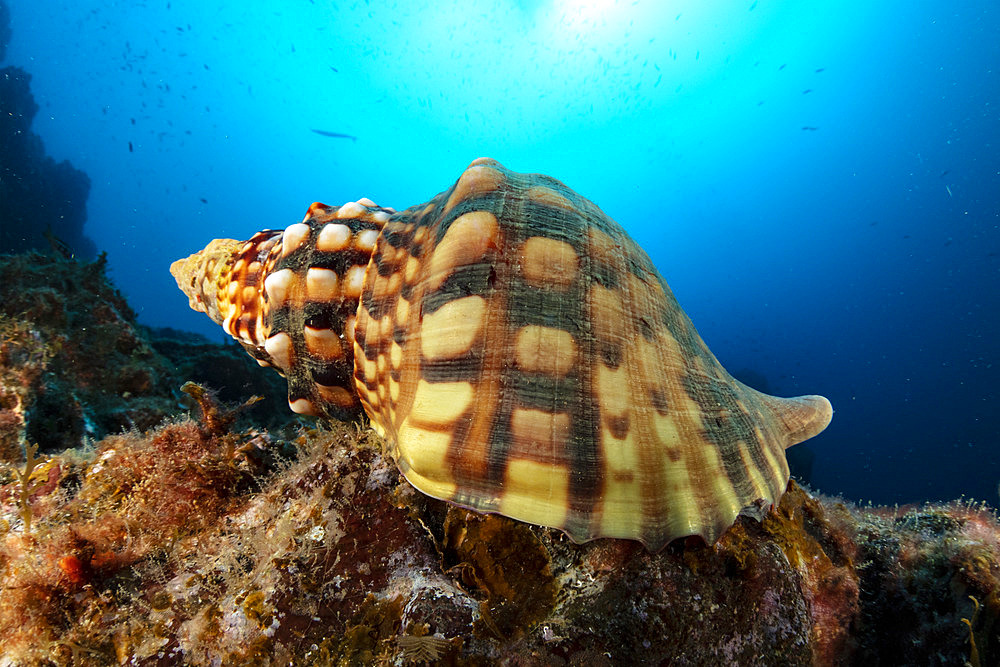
left=171, top=157, right=832, bottom=550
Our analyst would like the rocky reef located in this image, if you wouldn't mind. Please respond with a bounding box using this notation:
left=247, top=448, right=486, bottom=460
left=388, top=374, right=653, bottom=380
left=0, top=1, right=10, bottom=64
left=0, top=0, right=96, bottom=259
left=0, top=252, right=995, bottom=666
left=0, top=252, right=291, bottom=464
left=0, top=411, right=996, bottom=665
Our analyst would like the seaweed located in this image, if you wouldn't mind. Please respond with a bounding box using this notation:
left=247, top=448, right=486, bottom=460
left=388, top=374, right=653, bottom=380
left=962, top=595, right=980, bottom=667
left=12, top=441, right=43, bottom=532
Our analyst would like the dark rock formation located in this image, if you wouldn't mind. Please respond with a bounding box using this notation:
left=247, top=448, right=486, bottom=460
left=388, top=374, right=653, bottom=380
left=0, top=66, right=96, bottom=258
left=0, top=1, right=11, bottom=64
left=1, top=0, right=95, bottom=259
left=146, top=326, right=291, bottom=431
left=0, top=253, right=292, bottom=463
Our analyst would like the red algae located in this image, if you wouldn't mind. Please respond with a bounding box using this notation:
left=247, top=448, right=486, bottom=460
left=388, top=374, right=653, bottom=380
left=2, top=413, right=999, bottom=664
left=761, top=483, right=861, bottom=664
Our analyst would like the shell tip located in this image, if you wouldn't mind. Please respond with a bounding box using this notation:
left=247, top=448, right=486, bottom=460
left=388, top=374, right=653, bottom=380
left=775, top=394, right=833, bottom=448
left=170, top=238, right=242, bottom=321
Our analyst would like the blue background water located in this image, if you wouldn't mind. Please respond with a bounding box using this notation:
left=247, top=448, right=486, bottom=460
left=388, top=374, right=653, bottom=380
left=3, top=0, right=997, bottom=506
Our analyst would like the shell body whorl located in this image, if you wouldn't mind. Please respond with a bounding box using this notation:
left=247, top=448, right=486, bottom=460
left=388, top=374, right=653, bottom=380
left=172, top=158, right=832, bottom=550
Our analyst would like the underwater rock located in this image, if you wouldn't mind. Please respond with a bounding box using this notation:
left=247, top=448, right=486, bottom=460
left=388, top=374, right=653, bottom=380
left=0, top=404, right=995, bottom=665
left=0, top=253, right=170, bottom=460
left=852, top=503, right=999, bottom=665
left=0, top=253, right=290, bottom=463
left=0, top=0, right=10, bottom=64
left=0, top=63, right=96, bottom=258
left=146, top=327, right=292, bottom=431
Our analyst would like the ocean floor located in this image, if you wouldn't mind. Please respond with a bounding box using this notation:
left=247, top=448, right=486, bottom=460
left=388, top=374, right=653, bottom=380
left=0, top=252, right=995, bottom=666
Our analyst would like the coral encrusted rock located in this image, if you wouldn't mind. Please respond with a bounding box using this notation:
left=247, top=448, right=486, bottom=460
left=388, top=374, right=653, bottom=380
left=0, top=406, right=995, bottom=665
left=0, top=253, right=994, bottom=666
left=0, top=253, right=289, bottom=463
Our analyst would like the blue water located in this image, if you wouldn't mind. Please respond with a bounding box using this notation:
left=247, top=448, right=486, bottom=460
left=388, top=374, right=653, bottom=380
left=3, top=0, right=997, bottom=507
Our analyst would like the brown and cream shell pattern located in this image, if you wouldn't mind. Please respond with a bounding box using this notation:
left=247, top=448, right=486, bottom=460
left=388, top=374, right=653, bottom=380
left=171, top=158, right=833, bottom=551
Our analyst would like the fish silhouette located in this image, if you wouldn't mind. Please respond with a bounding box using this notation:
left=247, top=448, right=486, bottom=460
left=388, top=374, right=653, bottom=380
left=311, top=129, right=357, bottom=142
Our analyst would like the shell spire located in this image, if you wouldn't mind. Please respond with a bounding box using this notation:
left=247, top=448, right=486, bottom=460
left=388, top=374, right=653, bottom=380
left=171, top=200, right=393, bottom=420
left=173, top=158, right=833, bottom=551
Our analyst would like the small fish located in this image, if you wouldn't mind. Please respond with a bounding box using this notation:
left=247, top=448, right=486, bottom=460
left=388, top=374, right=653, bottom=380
left=200, top=197, right=208, bottom=204
left=749, top=0, right=758, bottom=10
left=801, top=126, right=819, bottom=131
left=778, top=63, right=786, bottom=71
left=940, top=170, right=950, bottom=178
left=330, top=66, right=338, bottom=73
left=128, top=141, right=134, bottom=152
left=815, top=68, right=825, bottom=73
left=43, top=226, right=75, bottom=259
left=802, top=89, right=812, bottom=94
left=945, top=185, right=953, bottom=197
left=311, top=129, right=358, bottom=141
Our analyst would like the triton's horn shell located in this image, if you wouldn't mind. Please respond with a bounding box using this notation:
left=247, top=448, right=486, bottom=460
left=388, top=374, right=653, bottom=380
left=172, top=158, right=832, bottom=551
